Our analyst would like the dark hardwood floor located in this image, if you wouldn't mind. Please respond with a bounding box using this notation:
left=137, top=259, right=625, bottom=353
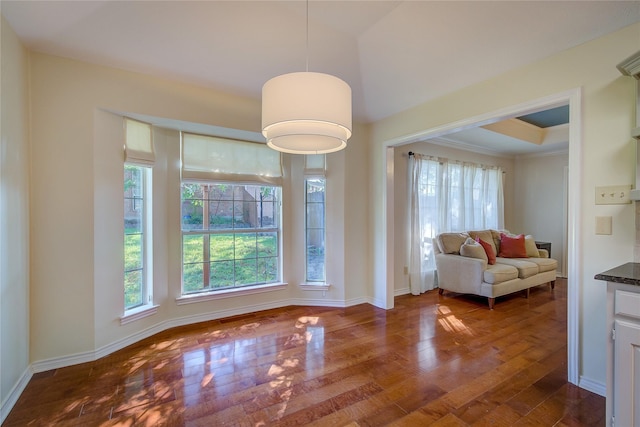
left=3, top=278, right=604, bottom=426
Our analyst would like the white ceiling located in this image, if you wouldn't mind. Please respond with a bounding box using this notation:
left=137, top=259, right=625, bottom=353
left=2, top=0, right=639, bottom=153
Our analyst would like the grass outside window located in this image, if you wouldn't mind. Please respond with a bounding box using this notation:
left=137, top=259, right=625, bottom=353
left=181, top=183, right=281, bottom=294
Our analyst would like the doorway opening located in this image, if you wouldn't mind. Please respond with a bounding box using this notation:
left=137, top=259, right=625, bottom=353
left=383, top=88, right=582, bottom=386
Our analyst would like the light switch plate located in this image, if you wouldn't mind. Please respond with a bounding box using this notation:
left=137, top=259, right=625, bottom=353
left=595, top=185, right=632, bottom=205
left=596, top=216, right=612, bottom=235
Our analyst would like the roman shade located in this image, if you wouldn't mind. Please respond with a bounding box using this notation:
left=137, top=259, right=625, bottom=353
left=124, top=118, right=154, bottom=166
left=181, top=133, right=282, bottom=185
left=304, top=154, right=326, bottom=177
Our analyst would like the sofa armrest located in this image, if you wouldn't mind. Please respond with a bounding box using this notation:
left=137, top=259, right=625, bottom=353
left=537, top=249, right=549, bottom=258
left=435, top=253, right=486, bottom=294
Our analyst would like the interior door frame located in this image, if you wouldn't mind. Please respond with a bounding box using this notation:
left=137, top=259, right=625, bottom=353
left=382, top=88, right=582, bottom=385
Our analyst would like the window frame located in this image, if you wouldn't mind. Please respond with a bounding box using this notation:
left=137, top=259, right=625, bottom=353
left=123, top=164, right=154, bottom=314
left=180, top=182, right=283, bottom=296
left=304, top=176, right=326, bottom=284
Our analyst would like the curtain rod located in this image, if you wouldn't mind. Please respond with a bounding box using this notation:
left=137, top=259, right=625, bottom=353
left=407, top=151, right=506, bottom=173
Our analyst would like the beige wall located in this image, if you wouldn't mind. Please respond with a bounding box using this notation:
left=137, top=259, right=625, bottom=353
left=370, top=22, right=640, bottom=390
left=512, top=151, right=569, bottom=276
left=0, top=16, right=30, bottom=418
left=29, top=52, right=369, bottom=365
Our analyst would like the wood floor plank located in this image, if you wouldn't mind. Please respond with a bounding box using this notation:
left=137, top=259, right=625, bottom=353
left=3, top=278, right=604, bottom=426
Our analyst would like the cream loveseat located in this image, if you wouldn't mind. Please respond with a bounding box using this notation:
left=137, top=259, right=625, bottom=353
left=433, top=230, right=557, bottom=309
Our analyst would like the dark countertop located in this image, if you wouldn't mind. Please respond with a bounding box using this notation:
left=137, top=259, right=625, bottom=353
left=594, top=262, right=640, bottom=286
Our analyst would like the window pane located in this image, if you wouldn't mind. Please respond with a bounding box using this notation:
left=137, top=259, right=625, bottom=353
left=125, top=208, right=143, bottom=234
left=210, top=233, right=234, bottom=261
left=182, top=184, right=204, bottom=230
left=306, top=179, right=325, bottom=200
left=124, top=164, right=150, bottom=312
left=124, top=166, right=142, bottom=196
left=210, top=261, right=234, bottom=288
left=235, top=259, right=257, bottom=285
left=125, top=167, right=144, bottom=233
left=306, top=203, right=324, bottom=229
left=235, top=233, right=257, bottom=259
left=242, top=185, right=257, bottom=199
left=183, top=234, right=205, bottom=263
left=209, top=201, right=234, bottom=229
left=211, top=184, right=233, bottom=200
left=306, top=229, right=325, bottom=282
left=181, top=182, right=281, bottom=294
left=259, top=199, right=277, bottom=228
left=124, top=234, right=143, bottom=271
left=124, top=270, right=143, bottom=309
left=306, top=178, right=325, bottom=283
left=183, top=263, right=204, bottom=293
left=257, top=232, right=278, bottom=257
left=258, top=257, right=278, bottom=283
left=232, top=200, right=250, bottom=229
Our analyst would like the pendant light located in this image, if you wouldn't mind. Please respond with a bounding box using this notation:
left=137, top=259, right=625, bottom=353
left=261, top=1, right=352, bottom=154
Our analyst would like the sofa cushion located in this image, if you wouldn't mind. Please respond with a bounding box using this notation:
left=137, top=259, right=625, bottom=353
left=483, top=263, right=518, bottom=284
left=436, top=232, right=469, bottom=254
left=526, top=257, right=557, bottom=273
left=524, top=235, right=540, bottom=257
left=495, top=258, right=539, bottom=279
left=476, top=238, right=496, bottom=265
left=498, top=233, right=528, bottom=258
left=468, top=230, right=497, bottom=255
left=460, top=238, right=488, bottom=263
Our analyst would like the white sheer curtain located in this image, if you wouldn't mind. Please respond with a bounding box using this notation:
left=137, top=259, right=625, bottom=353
left=408, top=153, right=504, bottom=295
left=408, top=154, right=440, bottom=295
left=443, top=161, right=504, bottom=231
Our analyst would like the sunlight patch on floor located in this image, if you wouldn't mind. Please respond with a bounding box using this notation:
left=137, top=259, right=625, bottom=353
left=296, top=316, right=319, bottom=328
left=437, top=305, right=474, bottom=336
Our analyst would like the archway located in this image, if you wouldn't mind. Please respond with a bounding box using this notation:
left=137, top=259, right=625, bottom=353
left=381, top=89, right=582, bottom=384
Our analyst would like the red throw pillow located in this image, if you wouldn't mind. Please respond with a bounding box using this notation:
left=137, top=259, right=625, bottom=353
left=499, top=233, right=528, bottom=258
left=476, top=237, right=496, bottom=265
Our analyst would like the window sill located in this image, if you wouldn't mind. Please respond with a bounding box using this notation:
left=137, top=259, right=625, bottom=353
left=299, top=283, right=330, bottom=291
left=175, top=282, right=288, bottom=306
left=120, top=304, right=159, bottom=325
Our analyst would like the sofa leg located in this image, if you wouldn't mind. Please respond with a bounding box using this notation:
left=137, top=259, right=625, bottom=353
left=525, top=288, right=530, bottom=299
left=488, top=297, right=495, bottom=310
left=550, top=280, right=555, bottom=290
left=438, top=288, right=444, bottom=295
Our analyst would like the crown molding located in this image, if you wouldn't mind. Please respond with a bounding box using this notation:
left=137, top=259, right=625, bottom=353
left=617, top=50, right=640, bottom=79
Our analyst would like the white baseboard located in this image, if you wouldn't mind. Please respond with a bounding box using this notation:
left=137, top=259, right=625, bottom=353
left=289, top=297, right=367, bottom=307
left=32, top=298, right=292, bottom=372
left=31, top=349, right=98, bottom=373
left=1, top=366, right=32, bottom=424
left=344, top=296, right=370, bottom=307
left=579, top=375, right=606, bottom=397
left=394, top=286, right=410, bottom=296
left=30, top=296, right=370, bottom=374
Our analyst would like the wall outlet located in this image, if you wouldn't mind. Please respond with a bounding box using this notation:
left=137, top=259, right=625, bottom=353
left=595, top=185, right=632, bottom=205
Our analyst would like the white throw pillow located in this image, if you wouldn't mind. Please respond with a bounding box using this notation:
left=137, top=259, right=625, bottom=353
left=460, top=237, right=488, bottom=263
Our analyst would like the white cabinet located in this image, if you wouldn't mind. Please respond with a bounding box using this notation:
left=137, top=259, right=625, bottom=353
left=607, top=283, right=640, bottom=427
left=613, top=319, right=640, bottom=426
